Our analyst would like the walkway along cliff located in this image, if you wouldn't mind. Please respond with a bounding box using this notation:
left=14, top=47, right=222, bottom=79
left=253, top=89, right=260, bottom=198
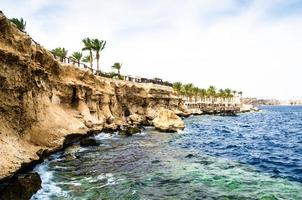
left=0, top=11, right=187, bottom=182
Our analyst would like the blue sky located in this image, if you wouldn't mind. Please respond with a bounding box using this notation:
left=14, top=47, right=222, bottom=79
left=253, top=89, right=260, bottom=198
left=2, top=0, right=302, bottom=99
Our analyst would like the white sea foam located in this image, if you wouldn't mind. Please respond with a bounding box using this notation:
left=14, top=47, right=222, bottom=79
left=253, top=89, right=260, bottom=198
left=95, top=132, right=119, bottom=140
left=135, top=131, right=147, bottom=136
left=30, top=161, right=69, bottom=200
left=97, top=173, right=119, bottom=188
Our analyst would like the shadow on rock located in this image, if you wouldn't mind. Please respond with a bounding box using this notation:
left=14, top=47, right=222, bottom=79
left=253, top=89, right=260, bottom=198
left=0, top=172, right=41, bottom=200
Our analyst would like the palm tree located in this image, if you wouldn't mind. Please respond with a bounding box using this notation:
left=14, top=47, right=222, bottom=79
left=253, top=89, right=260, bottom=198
left=207, top=86, right=217, bottom=103
left=198, top=88, right=207, bottom=102
left=52, top=48, right=61, bottom=60
left=10, top=18, right=26, bottom=31
left=71, top=52, right=83, bottom=67
left=218, top=89, right=226, bottom=101
left=180, top=86, right=186, bottom=97
left=82, top=55, right=91, bottom=63
left=52, top=47, right=68, bottom=62
left=61, top=48, right=68, bottom=62
left=173, top=82, right=182, bottom=95
left=183, top=83, right=194, bottom=101
left=192, top=87, right=200, bottom=102
left=238, top=91, right=243, bottom=98
left=111, top=62, right=122, bottom=75
left=82, top=38, right=94, bottom=68
left=232, top=90, right=237, bottom=103
left=224, top=88, right=233, bottom=102
left=91, top=39, right=106, bottom=72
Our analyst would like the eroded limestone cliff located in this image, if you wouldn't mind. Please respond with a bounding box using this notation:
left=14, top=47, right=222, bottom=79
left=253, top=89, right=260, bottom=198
left=0, top=11, right=187, bottom=180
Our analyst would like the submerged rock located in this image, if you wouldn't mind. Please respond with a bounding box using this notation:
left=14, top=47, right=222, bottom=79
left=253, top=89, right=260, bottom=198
left=219, top=111, right=237, bottom=116
left=152, top=108, right=185, bottom=132
left=80, top=137, right=99, bottom=147
left=151, top=160, right=161, bottom=164
left=185, top=154, right=195, bottom=158
left=64, top=144, right=81, bottom=160
left=0, top=172, right=41, bottom=200
left=120, top=125, right=141, bottom=136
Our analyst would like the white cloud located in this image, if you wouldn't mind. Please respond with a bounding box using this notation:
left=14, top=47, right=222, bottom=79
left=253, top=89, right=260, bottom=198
left=2, top=0, right=302, bottom=99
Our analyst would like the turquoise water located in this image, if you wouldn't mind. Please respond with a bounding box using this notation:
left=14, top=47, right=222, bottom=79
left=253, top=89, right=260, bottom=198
left=31, top=106, right=302, bottom=199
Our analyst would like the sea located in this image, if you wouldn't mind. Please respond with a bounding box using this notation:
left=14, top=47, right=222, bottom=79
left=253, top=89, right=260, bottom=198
left=31, top=106, right=302, bottom=200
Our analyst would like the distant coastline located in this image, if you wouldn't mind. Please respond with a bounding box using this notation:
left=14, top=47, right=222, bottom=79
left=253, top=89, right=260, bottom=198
left=242, top=98, right=302, bottom=106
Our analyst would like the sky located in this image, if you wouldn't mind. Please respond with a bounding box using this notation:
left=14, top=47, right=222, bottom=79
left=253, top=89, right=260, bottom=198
left=2, top=0, right=302, bottom=99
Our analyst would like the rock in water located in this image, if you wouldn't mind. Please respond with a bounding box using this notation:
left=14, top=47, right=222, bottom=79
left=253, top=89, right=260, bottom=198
left=185, top=154, right=194, bottom=158
left=0, top=172, right=42, bottom=200
left=152, top=108, right=185, bottom=132
left=120, top=125, right=141, bottom=136
left=64, top=144, right=81, bottom=160
left=80, top=137, right=99, bottom=147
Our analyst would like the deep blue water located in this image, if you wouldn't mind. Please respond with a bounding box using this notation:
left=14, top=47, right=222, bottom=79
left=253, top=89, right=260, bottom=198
left=32, top=106, right=302, bottom=199
left=173, top=106, right=302, bottom=183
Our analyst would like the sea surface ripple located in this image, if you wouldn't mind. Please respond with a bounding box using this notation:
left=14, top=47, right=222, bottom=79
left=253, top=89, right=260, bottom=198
left=173, top=106, right=302, bottom=183
left=31, top=106, right=302, bottom=200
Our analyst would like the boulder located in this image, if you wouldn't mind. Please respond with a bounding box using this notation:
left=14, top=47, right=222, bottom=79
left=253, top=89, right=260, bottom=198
left=185, top=154, right=195, bottom=158
left=127, top=114, right=144, bottom=124
left=152, top=108, right=185, bottom=132
left=140, top=119, right=153, bottom=126
left=176, top=111, right=191, bottom=117
left=0, top=172, right=42, bottom=200
left=64, top=144, right=81, bottom=160
left=120, top=125, right=141, bottom=136
left=80, top=137, right=99, bottom=147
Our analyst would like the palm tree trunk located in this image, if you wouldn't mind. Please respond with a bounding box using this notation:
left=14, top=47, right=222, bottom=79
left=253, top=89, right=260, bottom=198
left=96, top=52, right=100, bottom=72
left=89, top=50, right=93, bottom=68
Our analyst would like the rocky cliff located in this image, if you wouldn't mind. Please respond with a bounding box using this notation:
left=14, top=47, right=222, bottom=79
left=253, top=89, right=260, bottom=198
left=0, top=11, right=187, bottom=180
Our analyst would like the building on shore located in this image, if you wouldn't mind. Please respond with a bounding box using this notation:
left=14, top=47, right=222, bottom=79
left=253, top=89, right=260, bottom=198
left=183, top=95, right=242, bottom=114
left=123, top=75, right=173, bottom=87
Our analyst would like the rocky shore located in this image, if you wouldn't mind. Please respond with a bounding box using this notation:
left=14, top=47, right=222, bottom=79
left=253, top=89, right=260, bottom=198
left=0, top=10, right=188, bottom=187
left=0, top=11, right=257, bottom=199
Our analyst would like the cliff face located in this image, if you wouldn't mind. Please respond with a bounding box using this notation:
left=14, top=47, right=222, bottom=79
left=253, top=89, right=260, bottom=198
left=0, top=11, right=186, bottom=180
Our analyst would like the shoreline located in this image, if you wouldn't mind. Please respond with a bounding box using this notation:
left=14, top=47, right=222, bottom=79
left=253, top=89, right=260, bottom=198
left=0, top=108, right=248, bottom=185
left=0, top=109, right=255, bottom=200
left=29, top=106, right=302, bottom=199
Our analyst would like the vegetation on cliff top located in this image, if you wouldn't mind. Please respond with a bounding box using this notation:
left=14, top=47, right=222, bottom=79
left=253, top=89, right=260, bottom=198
left=173, top=82, right=242, bottom=102
left=51, top=37, right=115, bottom=76
left=9, top=15, right=241, bottom=96
left=9, top=17, right=26, bottom=31
left=112, top=63, right=122, bottom=75
left=91, top=38, right=106, bottom=72
left=70, top=52, right=83, bottom=67
left=51, top=47, right=68, bottom=62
